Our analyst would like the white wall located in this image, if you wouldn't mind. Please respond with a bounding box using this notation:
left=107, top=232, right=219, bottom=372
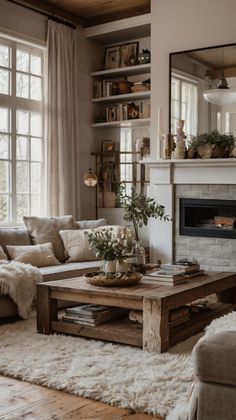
left=151, top=0, right=236, bottom=159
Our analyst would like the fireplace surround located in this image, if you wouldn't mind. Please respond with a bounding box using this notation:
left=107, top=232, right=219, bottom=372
left=145, top=158, right=236, bottom=271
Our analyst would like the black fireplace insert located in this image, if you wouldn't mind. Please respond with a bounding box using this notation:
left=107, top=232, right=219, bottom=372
left=180, top=198, right=236, bottom=239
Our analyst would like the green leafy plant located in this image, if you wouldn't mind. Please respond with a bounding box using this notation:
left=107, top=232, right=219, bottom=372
left=117, top=185, right=169, bottom=241
left=189, top=130, right=235, bottom=150
left=86, top=228, right=128, bottom=261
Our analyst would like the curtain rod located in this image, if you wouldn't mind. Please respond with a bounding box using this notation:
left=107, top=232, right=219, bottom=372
left=6, top=0, right=77, bottom=29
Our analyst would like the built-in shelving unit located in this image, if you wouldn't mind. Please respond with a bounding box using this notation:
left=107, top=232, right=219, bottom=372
left=86, top=14, right=151, bottom=224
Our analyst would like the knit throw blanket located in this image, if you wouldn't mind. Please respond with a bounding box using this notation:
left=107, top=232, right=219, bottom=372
left=0, top=261, right=42, bottom=319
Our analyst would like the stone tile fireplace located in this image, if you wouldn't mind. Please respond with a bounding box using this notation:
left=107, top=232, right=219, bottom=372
left=146, top=159, right=236, bottom=271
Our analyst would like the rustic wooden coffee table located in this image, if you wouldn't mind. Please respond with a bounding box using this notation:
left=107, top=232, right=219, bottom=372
left=36, top=271, right=236, bottom=353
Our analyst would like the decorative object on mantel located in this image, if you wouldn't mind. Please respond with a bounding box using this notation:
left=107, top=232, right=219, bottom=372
left=189, top=130, right=235, bottom=159
left=162, top=133, right=175, bottom=159
left=173, top=120, right=187, bottom=159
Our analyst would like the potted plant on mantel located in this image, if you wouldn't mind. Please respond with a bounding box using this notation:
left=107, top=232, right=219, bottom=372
left=188, top=130, right=235, bottom=159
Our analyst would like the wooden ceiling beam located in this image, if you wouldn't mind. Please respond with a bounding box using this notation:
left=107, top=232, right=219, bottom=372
left=84, top=4, right=151, bottom=27
left=20, top=0, right=84, bottom=25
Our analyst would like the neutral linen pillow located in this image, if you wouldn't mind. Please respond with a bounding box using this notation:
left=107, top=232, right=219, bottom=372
left=59, top=229, right=97, bottom=262
left=76, top=218, right=108, bottom=230
left=0, top=245, right=8, bottom=263
left=59, top=225, right=133, bottom=263
left=23, top=215, right=77, bottom=262
left=6, top=243, right=60, bottom=267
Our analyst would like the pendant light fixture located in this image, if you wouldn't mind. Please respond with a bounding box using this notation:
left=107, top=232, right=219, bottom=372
left=203, top=48, right=236, bottom=105
left=83, top=168, right=98, bottom=187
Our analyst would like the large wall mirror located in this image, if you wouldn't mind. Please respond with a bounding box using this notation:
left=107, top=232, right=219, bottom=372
left=169, top=43, right=236, bottom=144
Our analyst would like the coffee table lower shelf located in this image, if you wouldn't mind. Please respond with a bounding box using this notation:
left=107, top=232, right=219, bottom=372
left=51, top=302, right=236, bottom=348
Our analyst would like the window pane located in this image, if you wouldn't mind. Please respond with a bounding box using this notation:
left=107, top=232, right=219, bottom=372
left=0, top=195, right=8, bottom=222
left=30, top=76, right=41, bottom=100
left=30, top=55, right=41, bottom=76
left=31, top=137, right=42, bottom=161
left=17, top=136, right=28, bottom=160
left=16, top=72, right=29, bottom=98
left=0, top=45, right=9, bottom=67
left=31, top=195, right=41, bottom=216
left=16, top=161, right=29, bottom=193
left=0, top=161, right=9, bottom=192
left=31, top=163, right=41, bottom=193
left=16, top=110, right=29, bottom=134
left=16, top=194, right=29, bottom=222
left=0, top=69, right=9, bottom=95
left=0, top=135, right=9, bottom=159
left=30, top=113, right=42, bottom=136
left=0, top=108, right=9, bottom=132
left=16, top=50, right=29, bottom=72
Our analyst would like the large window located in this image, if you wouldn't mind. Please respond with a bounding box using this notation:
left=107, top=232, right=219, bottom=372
left=0, top=36, right=45, bottom=225
left=171, top=74, right=198, bottom=142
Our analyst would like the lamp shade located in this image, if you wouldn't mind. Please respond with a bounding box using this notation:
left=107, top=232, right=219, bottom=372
left=84, top=169, right=98, bottom=187
left=203, top=88, right=236, bottom=105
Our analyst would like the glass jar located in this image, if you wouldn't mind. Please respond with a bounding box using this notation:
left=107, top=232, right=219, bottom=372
left=131, top=240, right=146, bottom=274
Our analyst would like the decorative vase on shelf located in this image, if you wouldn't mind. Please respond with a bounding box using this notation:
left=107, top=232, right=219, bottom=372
left=131, top=240, right=146, bottom=274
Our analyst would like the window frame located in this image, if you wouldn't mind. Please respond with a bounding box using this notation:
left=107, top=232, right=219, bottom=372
left=0, top=35, right=46, bottom=226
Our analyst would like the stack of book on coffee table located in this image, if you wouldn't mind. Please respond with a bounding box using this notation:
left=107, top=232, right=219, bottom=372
left=145, top=261, right=203, bottom=285
left=62, top=304, right=127, bottom=327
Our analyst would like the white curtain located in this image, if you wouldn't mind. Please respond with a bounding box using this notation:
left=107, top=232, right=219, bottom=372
left=46, top=20, right=77, bottom=216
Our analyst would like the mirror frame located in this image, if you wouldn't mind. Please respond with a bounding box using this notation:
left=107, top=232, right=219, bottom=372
left=168, top=42, right=236, bottom=133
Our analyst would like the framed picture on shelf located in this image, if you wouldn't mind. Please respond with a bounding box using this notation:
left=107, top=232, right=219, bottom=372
left=104, top=46, right=120, bottom=69
left=101, top=140, right=116, bottom=152
left=120, top=42, right=139, bottom=67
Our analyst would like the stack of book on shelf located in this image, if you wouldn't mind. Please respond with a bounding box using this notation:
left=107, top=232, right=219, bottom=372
left=169, top=305, right=190, bottom=328
left=145, top=261, right=203, bottom=285
left=62, top=304, right=127, bottom=327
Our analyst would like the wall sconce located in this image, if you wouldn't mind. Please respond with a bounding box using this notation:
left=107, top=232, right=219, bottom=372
left=83, top=168, right=98, bottom=187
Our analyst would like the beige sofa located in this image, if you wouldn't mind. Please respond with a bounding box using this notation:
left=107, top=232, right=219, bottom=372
left=0, top=219, right=107, bottom=319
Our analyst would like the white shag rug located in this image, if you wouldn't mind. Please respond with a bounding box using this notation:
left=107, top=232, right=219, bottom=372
left=0, top=311, right=236, bottom=418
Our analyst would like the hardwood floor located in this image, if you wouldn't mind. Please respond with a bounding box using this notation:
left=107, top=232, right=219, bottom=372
left=0, top=375, right=164, bottom=420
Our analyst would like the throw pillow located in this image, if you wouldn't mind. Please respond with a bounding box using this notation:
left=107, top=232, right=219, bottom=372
left=76, top=218, right=108, bottom=229
left=6, top=243, right=60, bottom=267
left=59, top=229, right=97, bottom=262
left=0, top=245, right=8, bottom=263
left=23, top=215, right=77, bottom=262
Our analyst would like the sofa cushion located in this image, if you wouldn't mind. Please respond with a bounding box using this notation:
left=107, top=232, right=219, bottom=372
left=6, top=243, right=60, bottom=267
left=76, top=218, right=107, bottom=229
left=193, top=330, right=236, bottom=387
left=23, top=215, right=77, bottom=262
left=0, top=245, right=8, bottom=262
left=0, top=227, right=32, bottom=255
left=39, top=260, right=101, bottom=281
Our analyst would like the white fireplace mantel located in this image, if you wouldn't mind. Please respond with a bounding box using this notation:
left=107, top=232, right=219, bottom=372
left=143, top=158, right=236, bottom=263
left=144, top=158, right=236, bottom=185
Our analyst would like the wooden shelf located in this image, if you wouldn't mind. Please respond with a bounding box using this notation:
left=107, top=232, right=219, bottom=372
left=91, top=118, right=150, bottom=128
left=92, top=90, right=150, bottom=104
left=170, top=302, right=236, bottom=346
left=91, top=63, right=151, bottom=78
left=52, top=318, right=142, bottom=347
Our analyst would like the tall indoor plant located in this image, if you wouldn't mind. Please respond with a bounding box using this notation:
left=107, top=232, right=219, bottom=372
left=117, top=185, right=169, bottom=242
